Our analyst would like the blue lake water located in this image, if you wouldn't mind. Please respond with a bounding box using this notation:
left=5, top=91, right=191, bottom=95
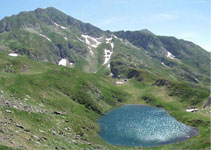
left=98, top=104, right=198, bottom=147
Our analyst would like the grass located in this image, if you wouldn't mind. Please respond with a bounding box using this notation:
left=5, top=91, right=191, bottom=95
left=0, top=52, right=210, bottom=150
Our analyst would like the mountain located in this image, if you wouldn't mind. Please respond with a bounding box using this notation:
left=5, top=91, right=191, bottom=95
left=113, top=30, right=210, bottom=85
left=0, top=7, right=210, bottom=150
left=0, top=7, right=210, bottom=86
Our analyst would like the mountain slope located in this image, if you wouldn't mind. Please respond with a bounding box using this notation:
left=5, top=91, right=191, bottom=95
left=0, top=7, right=210, bottom=87
left=0, top=7, right=107, bottom=73
left=0, top=51, right=210, bottom=150
left=113, top=30, right=210, bottom=85
left=0, top=7, right=210, bottom=86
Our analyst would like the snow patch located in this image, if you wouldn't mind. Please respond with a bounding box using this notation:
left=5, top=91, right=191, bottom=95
left=108, top=64, right=110, bottom=68
left=103, top=49, right=113, bottom=65
left=8, top=53, right=18, bottom=57
left=116, top=79, right=128, bottom=85
left=106, top=37, right=112, bottom=43
left=103, top=37, right=114, bottom=65
left=112, top=34, right=118, bottom=39
left=77, top=37, right=84, bottom=43
left=53, top=22, right=67, bottom=29
left=109, top=72, right=114, bottom=77
left=38, top=34, right=51, bottom=42
left=88, top=46, right=94, bottom=55
left=186, top=109, right=198, bottom=112
left=194, top=78, right=199, bottom=82
left=166, top=51, right=175, bottom=59
left=81, top=35, right=101, bottom=48
left=116, top=81, right=124, bottom=84
left=58, top=59, right=67, bottom=66
left=161, top=62, right=168, bottom=67
left=112, top=34, right=123, bottom=41
left=64, top=37, right=67, bottom=40
left=90, top=50, right=94, bottom=55
left=110, top=43, right=114, bottom=49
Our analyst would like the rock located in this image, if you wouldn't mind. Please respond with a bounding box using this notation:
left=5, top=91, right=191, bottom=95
left=59, top=130, right=64, bottom=135
left=52, top=130, right=57, bottom=135
left=53, top=111, right=65, bottom=115
left=82, top=137, right=87, bottom=141
left=142, top=96, right=153, bottom=104
left=72, top=139, right=77, bottom=145
left=202, top=97, right=211, bottom=109
left=0, top=129, right=4, bottom=133
left=5, top=102, right=10, bottom=107
left=155, top=104, right=163, bottom=108
left=24, top=129, right=30, bottom=132
left=154, top=79, right=171, bottom=86
left=39, top=103, right=44, bottom=107
left=32, top=135, right=39, bottom=141
left=25, top=95, right=30, bottom=98
left=40, top=137, right=47, bottom=141
left=5, top=110, right=12, bottom=113
left=127, top=69, right=139, bottom=79
left=35, top=141, right=40, bottom=144
left=0, top=90, right=3, bottom=94
left=13, top=105, right=18, bottom=109
left=15, top=124, right=24, bottom=129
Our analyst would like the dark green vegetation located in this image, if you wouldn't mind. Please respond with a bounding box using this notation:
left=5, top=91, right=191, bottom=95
left=0, top=7, right=210, bottom=150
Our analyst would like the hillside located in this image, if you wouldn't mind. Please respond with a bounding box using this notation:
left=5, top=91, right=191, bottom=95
left=0, top=51, right=210, bottom=150
left=0, top=7, right=210, bottom=150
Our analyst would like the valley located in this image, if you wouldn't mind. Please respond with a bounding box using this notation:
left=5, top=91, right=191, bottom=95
left=0, top=7, right=210, bottom=150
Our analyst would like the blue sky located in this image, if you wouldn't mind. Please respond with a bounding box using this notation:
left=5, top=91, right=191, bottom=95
left=1, top=0, right=210, bottom=51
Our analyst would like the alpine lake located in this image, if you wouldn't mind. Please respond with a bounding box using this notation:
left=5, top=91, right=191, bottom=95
left=98, top=104, right=199, bottom=147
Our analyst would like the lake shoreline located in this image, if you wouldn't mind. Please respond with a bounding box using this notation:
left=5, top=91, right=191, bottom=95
left=98, top=104, right=200, bottom=147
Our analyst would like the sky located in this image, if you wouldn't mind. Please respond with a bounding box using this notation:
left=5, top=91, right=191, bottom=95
left=1, top=0, right=210, bottom=51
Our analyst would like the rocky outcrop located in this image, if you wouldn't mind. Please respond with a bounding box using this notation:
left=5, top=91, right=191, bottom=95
left=154, top=79, right=171, bottom=87
left=202, top=96, right=211, bottom=109
left=127, top=69, right=139, bottom=79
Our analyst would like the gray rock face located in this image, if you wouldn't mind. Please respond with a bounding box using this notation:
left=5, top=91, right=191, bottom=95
left=154, top=79, right=171, bottom=87
left=202, top=97, right=211, bottom=109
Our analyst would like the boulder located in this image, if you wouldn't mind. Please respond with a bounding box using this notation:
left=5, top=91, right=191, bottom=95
left=5, top=110, right=12, bottom=113
left=202, top=97, right=211, bottom=109
left=154, top=79, right=170, bottom=86
left=15, top=124, right=24, bottom=129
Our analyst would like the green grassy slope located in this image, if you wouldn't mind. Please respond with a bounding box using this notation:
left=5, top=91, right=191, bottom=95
left=0, top=52, right=210, bottom=150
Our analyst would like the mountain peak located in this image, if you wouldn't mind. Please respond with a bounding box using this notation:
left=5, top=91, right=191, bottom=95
left=0, top=7, right=103, bottom=36
left=139, top=29, right=154, bottom=35
left=34, top=7, right=62, bottom=13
